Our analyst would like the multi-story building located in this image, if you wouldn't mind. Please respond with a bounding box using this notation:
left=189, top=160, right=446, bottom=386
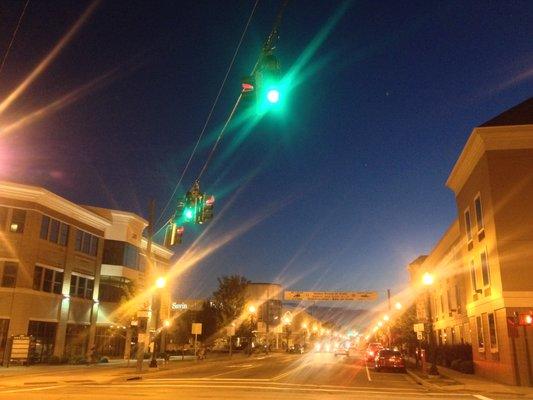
left=86, top=207, right=173, bottom=360
left=0, top=181, right=108, bottom=362
left=0, top=182, right=173, bottom=364
left=408, top=97, right=533, bottom=386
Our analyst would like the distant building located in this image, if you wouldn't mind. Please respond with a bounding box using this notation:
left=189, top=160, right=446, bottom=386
left=408, top=97, right=533, bottom=386
left=0, top=181, right=173, bottom=363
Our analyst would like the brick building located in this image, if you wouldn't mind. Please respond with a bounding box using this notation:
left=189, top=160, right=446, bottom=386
left=408, top=97, right=533, bottom=386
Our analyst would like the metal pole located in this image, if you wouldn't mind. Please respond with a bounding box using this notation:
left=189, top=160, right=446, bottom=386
left=426, top=288, right=438, bottom=375
left=523, top=325, right=532, bottom=386
left=387, top=289, right=391, bottom=348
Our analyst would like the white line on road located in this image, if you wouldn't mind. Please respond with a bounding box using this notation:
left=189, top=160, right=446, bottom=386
left=472, top=395, right=494, bottom=400
left=1, top=384, right=65, bottom=394
left=365, top=362, right=372, bottom=382
left=208, top=364, right=257, bottom=378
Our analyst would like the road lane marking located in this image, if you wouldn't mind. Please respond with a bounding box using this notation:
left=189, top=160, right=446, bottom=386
left=271, top=361, right=310, bottom=381
left=1, top=384, right=65, bottom=393
left=208, top=364, right=257, bottom=377
left=473, top=395, right=494, bottom=400
left=365, top=361, right=372, bottom=381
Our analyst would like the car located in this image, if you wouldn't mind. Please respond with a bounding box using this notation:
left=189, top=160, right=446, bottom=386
left=374, top=349, right=406, bottom=372
left=334, top=340, right=350, bottom=356
left=288, top=344, right=305, bottom=354
left=365, top=342, right=384, bottom=362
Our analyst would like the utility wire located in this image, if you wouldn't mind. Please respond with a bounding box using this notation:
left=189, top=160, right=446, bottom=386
left=0, top=0, right=30, bottom=77
left=154, top=0, right=260, bottom=231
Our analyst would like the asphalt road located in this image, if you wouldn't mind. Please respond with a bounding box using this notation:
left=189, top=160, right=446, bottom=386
left=0, top=352, right=520, bottom=399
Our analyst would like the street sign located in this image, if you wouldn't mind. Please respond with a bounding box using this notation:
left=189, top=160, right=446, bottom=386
left=413, top=323, right=425, bottom=332
left=10, top=335, right=30, bottom=364
left=191, top=323, right=202, bottom=335
left=284, top=291, right=378, bottom=301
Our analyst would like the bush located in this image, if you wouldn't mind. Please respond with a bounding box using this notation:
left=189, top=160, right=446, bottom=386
left=46, top=355, right=64, bottom=365
left=458, top=360, right=474, bottom=374
left=69, top=356, right=87, bottom=365
left=450, top=359, right=462, bottom=371
left=99, top=357, right=109, bottom=363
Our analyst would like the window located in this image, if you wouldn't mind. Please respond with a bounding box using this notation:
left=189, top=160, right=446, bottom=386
left=480, top=251, right=490, bottom=286
left=476, top=316, right=485, bottom=351
left=1, top=262, right=18, bottom=287
left=75, top=229, right=99, bottom=256
left=40, top=215, right=69, bottom=246
left=49, top=219, right=60, bottom=243
left=470, top=260, right=478, bottom=292
left=90, top=236, right=98, bottom=256
left=475, top=195, right=484, bottom=232
left=40, top=216, right=50, bottom=239
left=75, top=230, right=83, bottom=251
left=464, top=209, right=472, bottom=243
left=59, top=224, right=69, bottom=246
left=0, top=207, right=7, bottom=230
left=69, top=274, right=94, bottom=299
left=33, top=265, right=64, bottom=294
left=455, top=284, right=462, bottom=313
left=488, top=313, right=498, bottom=350
left=43, top=269, right=53, bottom=292
left=33, top=266, right=43, bottom=290
left=10, top=209, right=26, bottom=233
left=103, top=240, right=140, bottom=270
left=447, top=289, right=452, bottom=315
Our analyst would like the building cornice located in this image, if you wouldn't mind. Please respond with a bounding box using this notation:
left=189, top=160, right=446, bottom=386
left=446, top=125, right=533, bottom=194
left=141, top=237, right=174, bottom=260
left=0, top=181, right=111, bottom=231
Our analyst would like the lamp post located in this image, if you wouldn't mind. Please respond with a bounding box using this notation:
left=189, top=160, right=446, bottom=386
left=248, top=305, right=256, bottom=355
left=149, top=276, right=166, bottom=368
left=283, top=313, right=292, bottom=350
left=422, top=272, right=439, bottom=375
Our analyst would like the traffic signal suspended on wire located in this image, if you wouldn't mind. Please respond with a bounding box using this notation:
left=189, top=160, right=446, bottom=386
left=164, top=223, right=184, bottom=247
left=174, top=181, right=215, bottom=227
left=241, top=54, right=283, bottom=113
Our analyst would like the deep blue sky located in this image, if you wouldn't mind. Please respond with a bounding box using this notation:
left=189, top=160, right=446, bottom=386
left=0, top=0, right=532, bottom=303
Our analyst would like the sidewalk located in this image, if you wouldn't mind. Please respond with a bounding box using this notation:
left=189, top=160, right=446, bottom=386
left=406, top=361, right=533, bottom=398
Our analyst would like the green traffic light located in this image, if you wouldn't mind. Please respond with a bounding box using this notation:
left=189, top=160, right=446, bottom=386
left=184, top=209, right=194, bottom=220
left=266, top=89, right=280, bottom=103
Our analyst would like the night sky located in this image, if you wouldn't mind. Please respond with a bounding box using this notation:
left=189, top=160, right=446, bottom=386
left=0, top=1, right=532, bottom=303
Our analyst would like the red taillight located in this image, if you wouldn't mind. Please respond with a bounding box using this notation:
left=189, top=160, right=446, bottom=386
left=205, top=195, right=215, bottom=206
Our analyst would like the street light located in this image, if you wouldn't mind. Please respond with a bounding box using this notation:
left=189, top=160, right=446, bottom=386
left=156, top=276, right=166, bottom=289
left=150, top=277, right=167, bottom=368
left=247, top=305, right=257, bottom=355
left=422, top=272, right=439, bottom=375
left=383, top=315, right=390, bottom=322
left=377, top=321, right=383, bottom=328
left=395, top=302, right=403, bottom=310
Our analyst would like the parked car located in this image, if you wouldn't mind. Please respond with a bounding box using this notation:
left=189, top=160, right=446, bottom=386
left=334, top=340, right=350, bottom=356
left=288, top=344, right=305, bottom=354
left=374, top=349, right=406, bottom=372
left=365, top=342, right=384, bottom=362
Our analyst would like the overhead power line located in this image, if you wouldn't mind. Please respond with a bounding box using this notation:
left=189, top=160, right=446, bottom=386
left=155, top=0, right=260, bottom=229
left=0, top=0, right=30, bottom=77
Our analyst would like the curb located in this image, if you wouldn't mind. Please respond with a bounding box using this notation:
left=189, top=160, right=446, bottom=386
left=405, top=369, right=441, bottom=391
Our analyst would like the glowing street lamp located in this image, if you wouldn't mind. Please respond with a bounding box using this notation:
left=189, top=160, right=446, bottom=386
left=383, top=315, right=390, bottom=322
left=395, top=302, right=403, bottom=310
left=155, top=276, right=167, bottom=289
left=163, top=319, right=171, bottom=328
left=377, top=321, right=383, bottom=328
left=248, top=305, right=257, bottom=314
left=422, top=272, right=434, bottom=286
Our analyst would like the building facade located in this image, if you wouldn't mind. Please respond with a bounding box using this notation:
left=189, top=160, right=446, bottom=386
left=0, top=182, right=108, bottom=362
left=0, top=182, right=174, bottom=364
left=409, top=98, right=533, bottom=386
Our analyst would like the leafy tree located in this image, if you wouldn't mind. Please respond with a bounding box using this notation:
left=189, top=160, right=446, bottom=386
left=390, top=304, right=418, bottom=355
left=212, top=274, right=250, bottom=334
left=197, top=300, right=219, bottom=343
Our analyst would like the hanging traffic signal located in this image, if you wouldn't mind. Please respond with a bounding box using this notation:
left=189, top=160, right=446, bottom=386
left=254, top=54, right=283, bottom=113
left=164, top=223, right=184, bottom=247
left=201, top=195, right=215, bottom=223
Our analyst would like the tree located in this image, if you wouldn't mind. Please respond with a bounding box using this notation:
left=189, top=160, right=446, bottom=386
left=390, top=304, right=418, bottom=355
left=197, top=300, right=219, bottom=343
left=212, top=274, right=250, bottom=334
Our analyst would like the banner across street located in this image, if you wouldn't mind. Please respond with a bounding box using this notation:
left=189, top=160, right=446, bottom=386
left=284, top=291, right=378, bottom=301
